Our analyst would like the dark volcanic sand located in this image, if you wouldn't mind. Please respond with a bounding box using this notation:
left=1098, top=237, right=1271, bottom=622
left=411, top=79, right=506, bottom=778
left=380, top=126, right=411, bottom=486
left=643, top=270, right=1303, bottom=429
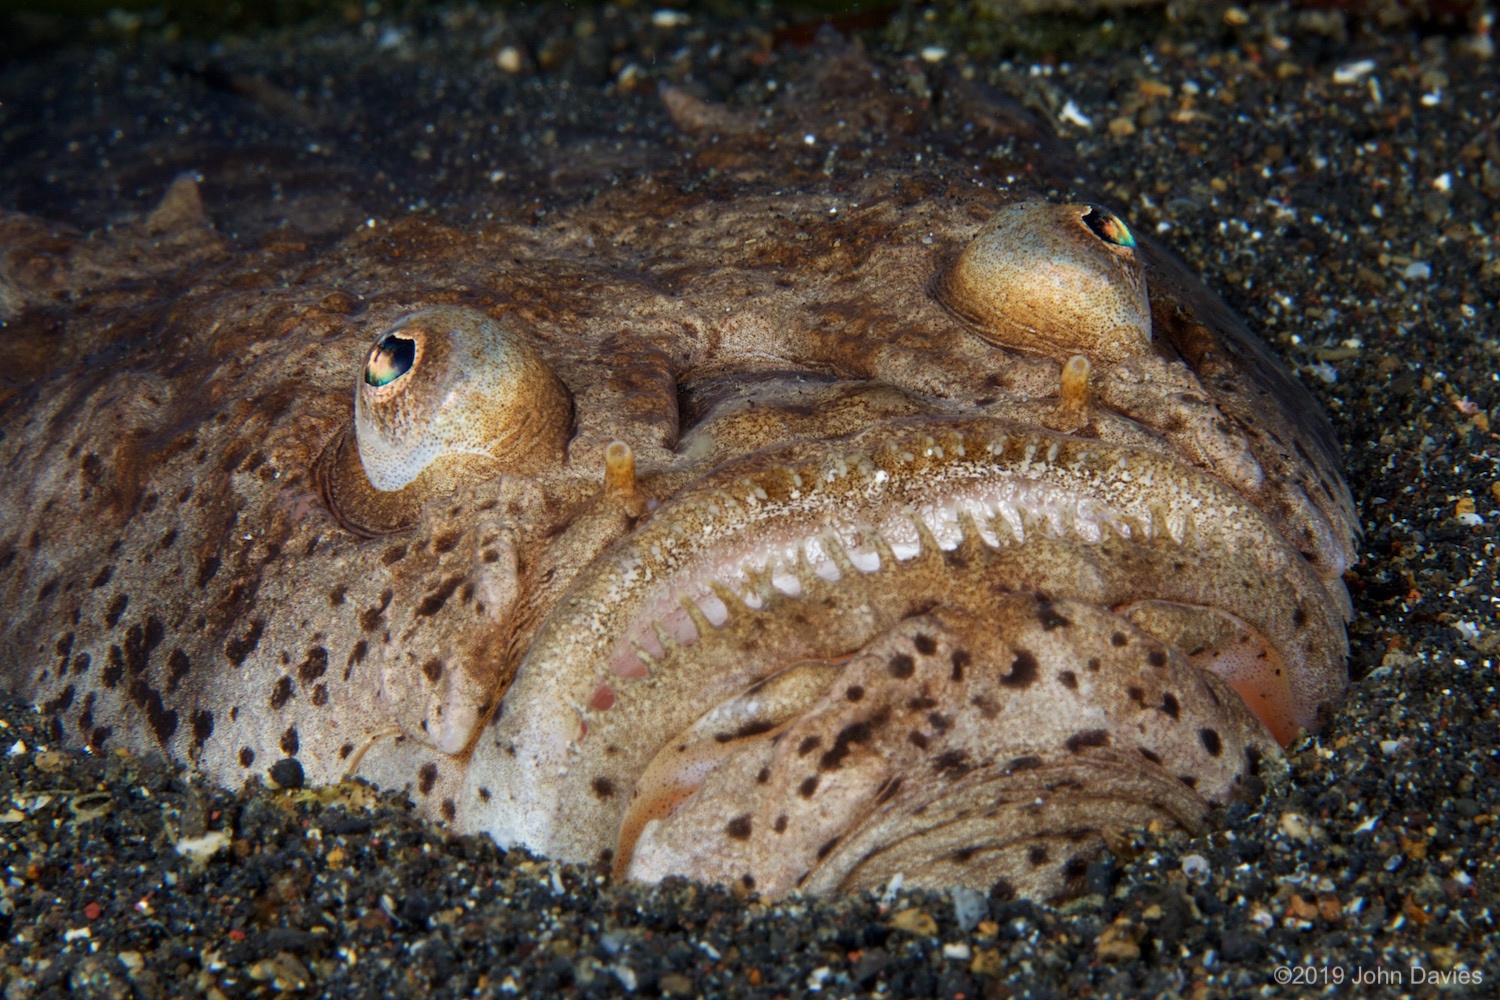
left=1, top=3, right=1496, bottom=997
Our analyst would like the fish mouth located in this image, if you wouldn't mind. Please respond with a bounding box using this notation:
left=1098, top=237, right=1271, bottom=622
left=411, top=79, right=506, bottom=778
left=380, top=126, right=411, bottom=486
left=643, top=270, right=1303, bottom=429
left=458, top=414, right=1345, bottom=896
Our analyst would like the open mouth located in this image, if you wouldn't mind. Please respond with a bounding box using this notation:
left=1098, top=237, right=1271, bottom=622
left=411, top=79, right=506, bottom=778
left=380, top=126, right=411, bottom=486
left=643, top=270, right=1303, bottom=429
left=459, top=413, right=1347, bottom=899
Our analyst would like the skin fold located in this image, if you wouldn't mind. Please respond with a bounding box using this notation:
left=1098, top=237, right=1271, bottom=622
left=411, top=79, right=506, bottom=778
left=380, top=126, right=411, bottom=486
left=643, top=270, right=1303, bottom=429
left=0, top=44, right=1354, bottom=902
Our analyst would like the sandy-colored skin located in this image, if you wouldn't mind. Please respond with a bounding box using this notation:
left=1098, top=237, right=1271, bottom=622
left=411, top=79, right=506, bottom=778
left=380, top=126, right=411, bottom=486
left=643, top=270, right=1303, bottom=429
left=0, top=47, right=1354, bottom=901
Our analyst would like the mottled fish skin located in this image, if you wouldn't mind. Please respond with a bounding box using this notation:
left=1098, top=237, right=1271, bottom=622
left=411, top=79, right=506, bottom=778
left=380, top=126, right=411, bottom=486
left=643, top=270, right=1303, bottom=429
left=0, top=43, right=1353, bottom=901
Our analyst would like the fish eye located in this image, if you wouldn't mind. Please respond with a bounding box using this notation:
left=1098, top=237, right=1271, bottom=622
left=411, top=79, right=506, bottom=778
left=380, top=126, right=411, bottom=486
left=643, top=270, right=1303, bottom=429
left=365, top=334, right=416, bottom=387
left=320, top=306, right=573, bottom=538
left=932, top=201, right=1151, bottom=364
left=1080, top=206, right=1135, bottom=249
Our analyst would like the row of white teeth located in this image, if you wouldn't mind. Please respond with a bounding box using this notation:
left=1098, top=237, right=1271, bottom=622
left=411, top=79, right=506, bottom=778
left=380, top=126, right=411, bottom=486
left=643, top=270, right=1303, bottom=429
left=625, top=483, right=1153, bottom=660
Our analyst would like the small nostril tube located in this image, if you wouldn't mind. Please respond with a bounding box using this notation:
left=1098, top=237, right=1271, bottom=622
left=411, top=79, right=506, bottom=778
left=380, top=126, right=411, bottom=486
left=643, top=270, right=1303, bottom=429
left=604, top=441, right=637, bottom=496
left=1057, top=355, right=1091, bottom=425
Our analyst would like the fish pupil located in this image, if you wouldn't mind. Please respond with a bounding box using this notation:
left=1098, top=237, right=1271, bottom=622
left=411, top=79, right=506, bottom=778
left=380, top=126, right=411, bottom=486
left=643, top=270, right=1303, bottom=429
left=1081, top=206, right=1136, bottom=249
left=365, top=334, right=416, bottom=387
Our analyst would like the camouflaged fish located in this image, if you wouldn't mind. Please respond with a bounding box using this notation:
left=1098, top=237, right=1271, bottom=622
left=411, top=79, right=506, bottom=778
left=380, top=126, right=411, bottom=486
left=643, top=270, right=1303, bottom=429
left=0, top=44, right=1354, bottom=902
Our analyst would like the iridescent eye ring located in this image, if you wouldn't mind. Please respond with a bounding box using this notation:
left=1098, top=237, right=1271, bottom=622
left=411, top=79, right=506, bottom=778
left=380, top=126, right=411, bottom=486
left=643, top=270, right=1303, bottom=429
left=1081, top=205, right=1136, bottom=249
left=365, top=333, right=416, bottom=387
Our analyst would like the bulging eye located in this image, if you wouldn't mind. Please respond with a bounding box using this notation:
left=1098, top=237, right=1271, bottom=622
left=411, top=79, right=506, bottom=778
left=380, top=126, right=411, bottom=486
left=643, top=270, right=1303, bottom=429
left=365, top=333, right=416, bottom=387
left=318, top=305, right=572, bottom=536
left=933, top=201, right=1151, bottom=365
left=1081, top=205, right=1135, bottom=249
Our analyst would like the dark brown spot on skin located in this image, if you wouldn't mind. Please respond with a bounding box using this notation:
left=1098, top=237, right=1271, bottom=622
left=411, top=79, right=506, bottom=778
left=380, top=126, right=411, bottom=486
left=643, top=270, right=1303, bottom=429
left=933, top=749, right=971, bottom=777
left=845, top=685, right=864, bottom=702
left=166, top=649, right=191, bottom=694
left=281, top=727, right=299, bottom=755
left=311, top=684, right=328, bottom=706
left=927, top=711, right=950, bottom=732
left=1161, top=692, right=1181, bottom=719
left=819, top=719, right=875, bottom=772
left=270, top=675, right=294, bottom=710
left=422, top=658, right=444, bottom=683
left=816, top=837, right=839, bottom=860
left=756, top=767, right=770, bottom=784
left=298, top=647, right=328, bottom=683
left=716, top=720, right=775, bottom=743
left=329, top=585, right=347, bottom=606
left=102, top=645, right=123, bottom=688
left=441, top=799, right=456, bottom=822
left=195, top=556, right=220, bottom=589
left=104, top=594, right=128, bottom=628
left=908, top=730, right=930, bottom=749
left=72, top=653, right=90, bottom=675
left=1087, top=657, right=1101, bottom=672
left=91, top=565, right=115, bottom=589
left=416, top=575, right=466, bottom=617
left=1148, top=649, right=1168, bottom=668
left=1059, top=670, right=1078, bottom=690
left=907, top=695, right=937, bottom=711
left=971, top=694, right=1000, bottom=718
left=725, top=814, right=753, bottom=840
left=225, top=619, right=265, bottom=666
left=888, top=653, right=915, bottom=679
left=381, top=544, right=408, bottom=565
left=773, top=815, right=788, bottom=833
left=1111, top=632, right=1128, bottom=647
left=1140, top=747, right=1162, bottom=764
left=345, top=639, right=368, bottom=680
left=1063, top=857, right=1090, bottom=881
left=1293, top=605, right=1308, bottom=627
left=121, top=617, right=164, bottom=677
left=798, top=775, right=819, bottom=798
left=418, top=762, right=438, bottom=795
left=992, top=879, right=1017, bottom=902
left=1027, top=845, right=1049, bottom=866
left=359, top=590, right=393, bottom=631
left=126, top=680, right=177, bottom=743
left=1179, top=775, right=1198, bottom=789
left=1127, top=685, right=1145, bottom=705
left=191, top=710, right=213, bottom=746
left=797, top=735, right=822, bottom=756
left=741, top=874, right=755, bottom=890
left=339, top=743, right=354, bottom=760
left=1007, top=755, right=1041, bottom=772
left=1199, top=728, right=1223, bottom=756
left=1036, top=601, right=1071, bottom=630
left=592, top=777, right=615, bottom=799
left=1245, top=745, right=1262, bottom=776
left=477, top=787, right=491, bottom=802
left=950, top=649, right=969, bottom=682
left=950, top=847, right=976, bottom=864
left=913, top=633, right=937, bottom=655
left=44, top=685, right=75, bottom=716
left=1000, top=650, right=1038, bottom=688
left=89, top=727, right=112, bottom=750
left=240, top=747, right=255, bottom=767
left=1065, top=729, right=1109, bottom=753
